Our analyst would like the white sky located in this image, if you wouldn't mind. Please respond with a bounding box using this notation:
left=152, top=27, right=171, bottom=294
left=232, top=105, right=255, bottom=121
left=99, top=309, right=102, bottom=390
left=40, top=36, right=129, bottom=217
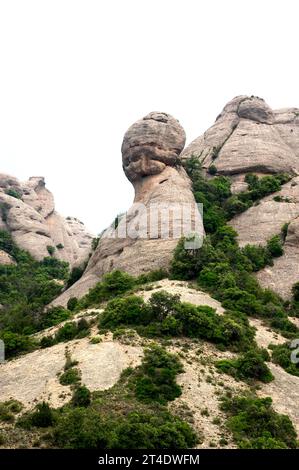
left=0, top=0, right=298, bottom=234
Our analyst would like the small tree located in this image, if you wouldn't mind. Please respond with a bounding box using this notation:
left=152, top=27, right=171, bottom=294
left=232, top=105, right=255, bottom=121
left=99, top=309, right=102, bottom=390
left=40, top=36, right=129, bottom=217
left=67, top=297, right=78, bottom=311
left=30, top=402, right=54, bottom=427
left=72, top=386, right=91, bottom=407
left=47, top=245, right=55, bottom=256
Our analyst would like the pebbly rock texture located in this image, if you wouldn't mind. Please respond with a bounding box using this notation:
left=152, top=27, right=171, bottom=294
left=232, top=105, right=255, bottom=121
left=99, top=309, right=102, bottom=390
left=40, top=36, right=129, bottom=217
left=0, top=174, right=93, bottom=268
left=183, top=95, right=299, bottom=298
left=53, top=112, right=204, bottom=306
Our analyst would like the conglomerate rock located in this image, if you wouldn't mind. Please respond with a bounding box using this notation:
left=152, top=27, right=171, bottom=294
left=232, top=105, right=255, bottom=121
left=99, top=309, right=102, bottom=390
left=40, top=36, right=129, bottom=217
left=0, top=174, right=92, bottom=268
left=53, top=112, right=204, bottom=306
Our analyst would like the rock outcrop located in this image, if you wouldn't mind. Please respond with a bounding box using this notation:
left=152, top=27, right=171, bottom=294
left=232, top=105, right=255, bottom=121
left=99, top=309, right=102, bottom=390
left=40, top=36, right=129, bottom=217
left=182, top=95, right=299, bottom=298
left=53, top=112, right=204, bottom=305
left=0, top=174, right=93, bottom=268
left=182, top=95, right=299, bottom=180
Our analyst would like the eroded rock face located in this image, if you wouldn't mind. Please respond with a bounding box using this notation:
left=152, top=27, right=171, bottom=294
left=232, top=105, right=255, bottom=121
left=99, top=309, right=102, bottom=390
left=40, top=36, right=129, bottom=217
left=0, top=174, right=93, bottom=268
left=257, top=216, right=299, bottom=298
left=122, top=112, right=186, bottom=181
left=183, top=96, right=299, bottom=298
left=53, top=112, right=204, bottom=306
left=182, top=95, right=299, bottom=177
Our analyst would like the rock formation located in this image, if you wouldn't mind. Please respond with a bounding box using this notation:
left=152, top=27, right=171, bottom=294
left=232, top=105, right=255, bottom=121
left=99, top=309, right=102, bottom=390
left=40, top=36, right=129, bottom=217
left=182, top=95, right=299, bottom=298
left=182, top=95, right=299, bottom=180
left=0, top=174, right=93, bottom=268
left=53, top=112, right=204, bottom=305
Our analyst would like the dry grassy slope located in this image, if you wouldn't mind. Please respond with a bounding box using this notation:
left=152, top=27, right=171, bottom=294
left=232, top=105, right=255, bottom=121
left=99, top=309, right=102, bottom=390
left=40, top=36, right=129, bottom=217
left=0, top=280, right=299, bottom=448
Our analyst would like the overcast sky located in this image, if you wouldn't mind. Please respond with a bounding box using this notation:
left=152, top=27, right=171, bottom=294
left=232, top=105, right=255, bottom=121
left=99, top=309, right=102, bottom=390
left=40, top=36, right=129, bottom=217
left=0, top=0, right=298, bottom=234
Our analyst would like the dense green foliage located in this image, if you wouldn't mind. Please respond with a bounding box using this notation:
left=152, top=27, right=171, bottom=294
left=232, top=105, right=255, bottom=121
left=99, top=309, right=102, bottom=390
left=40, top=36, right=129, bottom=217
left=170, top=160, right=298, bottom=339
left=0, top=400, right=23, bottom=423
left=221, top=394, right=297, bottom=449
left=52, top=407, right=197, bottom=449
left=270, top=342, right=299, bottom=377
left=67, top=297, right=78, bottom=311
left=59, top=368, right=81, bottom=386
left=186, top=157, right=289, bottom=231
left=132, top=345, right=183, bottom=404
left=76, top=269, right=167, bottom=311
left=5, top=188, right=22, bottom=199
left=99, top=291, right=255, bottom=352
left=40, top=318, right=91, bottom=348
left=216, top=349, right=273, bottom=383
left=18, top=402, right=56, bottom=429
left=0, top=230, right=70, bottom=357
left=66, top=264, right=87, bottom=288
left=72, top=386, right=92, bottom=407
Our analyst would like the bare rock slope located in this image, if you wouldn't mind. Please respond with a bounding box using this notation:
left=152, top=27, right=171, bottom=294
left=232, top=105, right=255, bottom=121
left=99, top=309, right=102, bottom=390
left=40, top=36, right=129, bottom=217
left=0, top=174, right=92, bottom=268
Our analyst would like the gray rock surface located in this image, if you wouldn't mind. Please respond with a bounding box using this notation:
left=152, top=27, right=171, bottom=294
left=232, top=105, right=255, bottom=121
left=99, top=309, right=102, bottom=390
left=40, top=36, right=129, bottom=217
left=0, top=174, right=93, bottom=268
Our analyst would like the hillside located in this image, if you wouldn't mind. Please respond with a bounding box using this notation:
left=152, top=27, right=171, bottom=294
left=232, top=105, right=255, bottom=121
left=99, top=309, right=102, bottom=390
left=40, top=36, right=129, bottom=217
left=0, top=97, right=299, bottom=450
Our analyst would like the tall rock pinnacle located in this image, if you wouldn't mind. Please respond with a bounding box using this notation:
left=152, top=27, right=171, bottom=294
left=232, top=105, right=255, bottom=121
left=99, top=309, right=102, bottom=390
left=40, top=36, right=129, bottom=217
left=53, top=112, right=203, bottom=306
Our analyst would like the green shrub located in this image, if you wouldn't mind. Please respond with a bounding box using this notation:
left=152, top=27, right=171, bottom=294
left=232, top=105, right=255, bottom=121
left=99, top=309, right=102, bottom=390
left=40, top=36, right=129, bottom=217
left=47, top=245, right=55, bottom=256
left=270, top=343, right=299, bottom=376
left=67, top=264, right=86, bottom=288
left=82, top=270, right=136, bottom=308
left=40, top=335, right=55, bottom=348
left=39, top=257, right=69, bottom=280
left=216, top=349, right=273, bottom=383
left=99, top=290, right=254, bottom=352
left=52, top=407, right=197, bottom=449
left=133, top=345, right=183, bottom=404
left=40, top=306, right=70, bottom=329
left=5, top=400, right=23, bottom=414
left=241, top=245, right=272, bottom=271
left=112, top=410, right=197, bottom=449
left=72, top=386, right=91, bottom=407
left=136, top=269, right=168, bottom=284
left=53, top=407, right=109, bottom=448
left=55, top=322, right=79, bottom=342
left=59, top=368, right=81, bottom=386
left=5, top=188, right=22, bottom=199
left=67, top=297, right=78, bottom=311
left=148, top=291, right=181, bottom=321
left=56, top=243, right=64, bottom=250
left=0, top=331, right=35, bottom=358
left=0, top=401, right=18, bottom=423
left=208, top=165, right=217, bottom=175
left=292, top=282, right=299, bottom=302
left=92, top=237, right=100, bottom=251
left=99, top=296, right=147, bottom=329
left=221, top=395, right=297, bottom=448
left=29, top=402, right=55, bottom=428
left=267, top=235, right=283, bottom=257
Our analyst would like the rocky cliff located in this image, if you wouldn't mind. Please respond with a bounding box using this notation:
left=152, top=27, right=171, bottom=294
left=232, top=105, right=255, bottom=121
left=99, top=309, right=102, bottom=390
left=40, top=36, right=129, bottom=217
left=0, top=174, right=93, bottom=268
left=182, top=95, right=299, bottom=298
left=53, top=112, right=204, bottom=305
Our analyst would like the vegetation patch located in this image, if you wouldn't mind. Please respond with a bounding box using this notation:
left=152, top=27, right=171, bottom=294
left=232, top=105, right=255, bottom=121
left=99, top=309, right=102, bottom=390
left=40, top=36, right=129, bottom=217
left=131, top=345, right=183, bottom=404
left=220, top=394, right=297, bottom=449
left=216, top=349, right=274, bottom=383
left=270, top=342, right=299, bottom=377
left=99, top=290, right=255, bottom=352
